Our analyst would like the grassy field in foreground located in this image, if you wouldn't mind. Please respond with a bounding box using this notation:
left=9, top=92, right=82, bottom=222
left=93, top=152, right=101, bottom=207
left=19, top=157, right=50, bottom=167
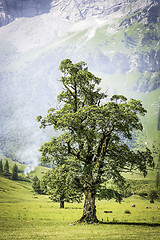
left=0, top=176, right=160, bottom=240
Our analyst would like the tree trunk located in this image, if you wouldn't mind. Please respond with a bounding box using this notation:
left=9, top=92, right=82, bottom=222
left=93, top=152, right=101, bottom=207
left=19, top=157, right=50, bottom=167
left=60, top=200, right=64, bottom=208
left=79, top=188, right=99, bottom=223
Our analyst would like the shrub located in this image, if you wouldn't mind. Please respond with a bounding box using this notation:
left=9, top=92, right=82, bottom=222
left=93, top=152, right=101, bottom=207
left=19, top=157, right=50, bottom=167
left=149, top=190, right=158, bottom=203
left=139, top=192, right=148, bottom=198
left=124, top=210, right=131, bottom=214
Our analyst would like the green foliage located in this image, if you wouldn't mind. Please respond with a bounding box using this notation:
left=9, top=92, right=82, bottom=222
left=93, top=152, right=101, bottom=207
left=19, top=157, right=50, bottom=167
left=37, top=59, right=154, bottom=222
left=4, top=160, right=9, bottom=175
left=41, top=164, right=83, bottom=208
left=0, top=159, right=3, bottom=173
left=96, top=186, right=123, bottom=202
left=149, top=190, right=159, bottom=202
left=32, top=176, right=41, bottom=194
left=40, top=178, right=47, bottom=194
left=139, top=192, right=148, bottom=198
left=11, top=164, right=18, bottom=180
left=156, top=171, right=160, bottom=190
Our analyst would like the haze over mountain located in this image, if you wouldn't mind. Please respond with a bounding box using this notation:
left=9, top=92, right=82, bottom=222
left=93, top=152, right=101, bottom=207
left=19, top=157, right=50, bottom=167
left=0, top=0, right=159, bottom=167
left=0, top=0, right=159, bottom=25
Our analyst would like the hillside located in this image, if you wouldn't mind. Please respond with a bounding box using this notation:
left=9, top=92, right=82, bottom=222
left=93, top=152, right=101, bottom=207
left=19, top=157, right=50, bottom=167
left=0, top=175, right=160, bottom=240
left=0, top=0, right=159, bottom=168
left=1, top=0, right=160, bottom=25
left=0, top=151, right=50, bottom=179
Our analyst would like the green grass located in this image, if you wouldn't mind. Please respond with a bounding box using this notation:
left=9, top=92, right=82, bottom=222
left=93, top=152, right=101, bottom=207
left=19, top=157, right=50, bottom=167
left=0, top=176, right=160, bottom=240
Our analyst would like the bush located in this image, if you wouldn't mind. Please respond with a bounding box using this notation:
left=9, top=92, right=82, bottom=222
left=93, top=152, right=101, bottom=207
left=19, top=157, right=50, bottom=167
left=149, top=190, right=158, bottom=202
left=32, top=176, right=41, bottom=194
left=124, top=210, right=131, bottom=214
left=139, top=192, right=148, bottom=198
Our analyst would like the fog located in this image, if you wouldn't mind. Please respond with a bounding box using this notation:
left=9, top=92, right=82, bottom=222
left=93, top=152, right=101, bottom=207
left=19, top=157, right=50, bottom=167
left=0, top=4, right=159, bottom=169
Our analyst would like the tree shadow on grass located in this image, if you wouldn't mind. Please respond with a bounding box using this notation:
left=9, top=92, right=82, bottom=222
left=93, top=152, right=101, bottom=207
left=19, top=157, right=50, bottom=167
left=65, top=207, right=82, bottom=209
left=100, top=221, right=160, bottom=227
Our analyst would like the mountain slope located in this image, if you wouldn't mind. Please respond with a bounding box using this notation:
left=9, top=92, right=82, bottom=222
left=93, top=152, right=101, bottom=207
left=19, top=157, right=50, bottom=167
left=0, top=0, right=159, bottom=166
left=1, top=0, right=160, bottom=26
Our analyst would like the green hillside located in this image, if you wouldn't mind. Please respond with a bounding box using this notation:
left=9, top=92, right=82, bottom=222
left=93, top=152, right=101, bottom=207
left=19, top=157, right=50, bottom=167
left=0, top=174, right=160, bottom=240
left=0, top=152, right=50, bottom=180
left=0, top=16, right=159, bottom=166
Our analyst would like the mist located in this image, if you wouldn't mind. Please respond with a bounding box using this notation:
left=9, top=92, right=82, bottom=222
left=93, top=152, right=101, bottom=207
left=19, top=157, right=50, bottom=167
left=0, top=1, right=159, bottom=170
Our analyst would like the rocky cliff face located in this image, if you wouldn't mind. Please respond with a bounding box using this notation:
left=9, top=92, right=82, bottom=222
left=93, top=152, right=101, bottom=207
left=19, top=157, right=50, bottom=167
left=0, top=0, right=51, bottom=26
left=0, top=0, right=160, bottom=27
left=50, top=0, right=155, bottom=22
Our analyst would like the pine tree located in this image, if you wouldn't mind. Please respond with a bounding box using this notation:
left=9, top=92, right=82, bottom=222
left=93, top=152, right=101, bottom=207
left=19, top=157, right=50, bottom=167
left=4, top=160, right=9, bottom=175
left=32, top=176, right=41, bottom=194
left=11, top=164, right=18, bottom=180
left=0, top=159, right=3, bottom=174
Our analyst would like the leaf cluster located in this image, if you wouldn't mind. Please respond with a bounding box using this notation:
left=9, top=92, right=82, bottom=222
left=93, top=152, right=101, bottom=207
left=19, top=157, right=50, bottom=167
left=41, top=164, right=83, bottom=203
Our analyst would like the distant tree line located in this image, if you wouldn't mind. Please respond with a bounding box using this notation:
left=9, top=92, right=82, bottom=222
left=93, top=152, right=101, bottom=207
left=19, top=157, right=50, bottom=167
left=158, top=107, right=160, bottom=130
left=0, top=159, right=19, bottom=180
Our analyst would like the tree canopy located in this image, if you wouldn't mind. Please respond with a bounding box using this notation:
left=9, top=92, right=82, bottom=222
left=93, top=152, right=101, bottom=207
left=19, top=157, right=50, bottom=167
left=41, top=164, right=83, bottom=208
left=11, top=164, right=18, bottom=180
left=4, top=160, right=9, bottom=175
left=32, top=176, right=41, bottom=194
left=0, top=159, right=3, bottom=173
left=37, top=59, right=154, bottom=223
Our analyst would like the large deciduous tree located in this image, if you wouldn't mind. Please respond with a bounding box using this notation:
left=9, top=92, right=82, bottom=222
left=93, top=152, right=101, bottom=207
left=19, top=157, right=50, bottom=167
left=37, top=59, right=154, bottom=223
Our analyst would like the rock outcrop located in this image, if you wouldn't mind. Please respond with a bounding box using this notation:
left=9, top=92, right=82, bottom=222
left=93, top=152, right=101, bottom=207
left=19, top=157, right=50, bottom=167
left=50, top=0, right=153, bottom=22
left=1, top=0, right=160, bottom=27
left=0, top=0, right=51, bottom=27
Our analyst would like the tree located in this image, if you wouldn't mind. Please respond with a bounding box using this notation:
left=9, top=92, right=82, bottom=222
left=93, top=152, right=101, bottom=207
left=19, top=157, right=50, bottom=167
left=149, top=190, right=158, bottom=203
left=156, top=171, right=160, bottom=190
left=4, top=160, right=9, bottom=175
left=40, top=178, right=47, bottom=195
left=41, top=164, right=83, bottom=208
left=11, top=164, right=18, bottom=180
left=32, top=176, right=41, bottom=194
left=0, top=159, right=3, bottom=174
left=37, top=59, right=154, bottom=223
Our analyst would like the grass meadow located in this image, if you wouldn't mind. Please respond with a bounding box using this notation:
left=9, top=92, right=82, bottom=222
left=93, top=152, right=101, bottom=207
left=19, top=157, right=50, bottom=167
left=0, top=176, right=160, bottom=240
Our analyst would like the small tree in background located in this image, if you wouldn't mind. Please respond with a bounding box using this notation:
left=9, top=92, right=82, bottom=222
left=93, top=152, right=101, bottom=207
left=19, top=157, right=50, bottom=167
left=156, top=171, right=160, bottom=190
left=4, top=160, right=9, bottom=176
left=41, top=164, right=83, bottom=208
left=32, top=176, right=41, bottom=194
left=149, top=190, right=158, bottom=203
left=0, top=159, right=3, bottom=174
left=11, top=164, right=18, bottom=180
left=40, top=179, right=47, bottom=195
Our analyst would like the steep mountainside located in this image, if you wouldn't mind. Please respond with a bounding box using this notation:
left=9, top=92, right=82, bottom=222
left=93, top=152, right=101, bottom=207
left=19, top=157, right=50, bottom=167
left=0, top=0, right=159, bottom=166
left=0, top=0, right=51, bottom=26
left=1, top=0, right=160, bottom=26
